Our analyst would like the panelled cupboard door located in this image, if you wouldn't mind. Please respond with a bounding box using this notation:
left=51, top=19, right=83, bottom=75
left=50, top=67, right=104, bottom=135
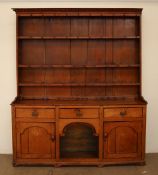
left=16, top=122, right=55, bottom=159
left=104, top=122, right=142, bottom=159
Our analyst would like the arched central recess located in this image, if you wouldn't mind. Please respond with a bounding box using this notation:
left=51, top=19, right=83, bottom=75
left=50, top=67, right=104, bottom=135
left=60, top=122, right=99, bottom=159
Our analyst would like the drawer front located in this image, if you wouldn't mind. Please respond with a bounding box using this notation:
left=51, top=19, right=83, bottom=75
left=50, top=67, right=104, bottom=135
left=59, top=108, right=99, bottom=118
left=104, top=107, right=143, bottom=118
left=16, top=108, right=55, bottom=119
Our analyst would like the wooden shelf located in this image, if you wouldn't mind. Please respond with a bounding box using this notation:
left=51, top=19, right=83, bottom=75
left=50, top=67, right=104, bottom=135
left=12, top=97, right=147, bottom=105
left=19, top=83, right=140, bottom=87
left=18, top=64, right=140, bottom=68
left=18, top=36, right=140, bottom=40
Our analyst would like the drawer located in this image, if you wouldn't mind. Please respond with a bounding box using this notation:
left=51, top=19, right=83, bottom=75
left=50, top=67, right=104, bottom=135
left=16, top=108, right=55, bottom=119
left=104, top=107, right=143, bottom=118
left=59, top=108, right=99, bottom=119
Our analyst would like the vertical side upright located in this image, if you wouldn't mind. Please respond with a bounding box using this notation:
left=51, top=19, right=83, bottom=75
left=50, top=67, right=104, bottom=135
left=16, top=13, right=19, bottom=97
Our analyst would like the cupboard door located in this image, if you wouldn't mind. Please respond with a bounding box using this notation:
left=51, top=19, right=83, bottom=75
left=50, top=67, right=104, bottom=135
left=16, top=122, right=55, bottom=159
left=104, top=122, right=142, bottom=159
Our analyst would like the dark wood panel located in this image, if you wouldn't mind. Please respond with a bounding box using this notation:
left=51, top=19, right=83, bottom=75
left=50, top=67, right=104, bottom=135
left=45, top=17, right=70, bottom=37
left=112, top=68, right=139, bottom=83
left=89, top=18, right=105, bottom=37
left=85, top=87, right=105, bottom=97
left=71, top=87, right=85, bottom=97
left=71, top=17, right=89, bottom=37
left=105, top=86, right=139, bottom=97
left=46, top=87, right=71, bottom=97
left=87, top=40, right=105, bottom=65
left=70, top=69, right=85, bottom=83
left=86, top=69, right=105, bottom=83
left=105, top=68, right=140, bottom=84
left=113, top=40, right=139, bottom=64
left=18, top=17, right=45, bottom=36
left=19, top=87, right=45, bottom=98
left=71, top=40, right=87, bottom=66
left=19, top=68, right=45, bottom=83
left=45, top=69, right=70, bottom=83
left=105, top=18, right=113, bottom=37
left=113, top=18, right=125, bottom=37
left=125, top=17, right=139, bottom=36
left=113, top=17, right=139, bottom=37
left=105, top=41, right=113, bottom=64
left=45, top=40, right=70, bottom=65
left=19, top=40, right=45, bottom=65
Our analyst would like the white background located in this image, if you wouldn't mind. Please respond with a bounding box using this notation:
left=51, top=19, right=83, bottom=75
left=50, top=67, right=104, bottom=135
left=0, top=1, right=157, bottom=154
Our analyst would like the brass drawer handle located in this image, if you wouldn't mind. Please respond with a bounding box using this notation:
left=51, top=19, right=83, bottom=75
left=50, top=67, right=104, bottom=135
left=104, top=132, right=108, bottom=141
left=74, top=108, right=83, bottom=117
left=32, top=110, right=39, bottom=117
left=120, top=110, right=127, bottom=117
left=51, top=135, right=55, bottom=141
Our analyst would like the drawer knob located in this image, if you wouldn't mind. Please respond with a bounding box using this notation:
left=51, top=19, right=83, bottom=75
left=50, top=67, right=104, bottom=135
left=51, top=135, right=55, bottom=141
left=120, top=111, right=127, bottom=117
left=74, top=109, right=83, bottom=117
left=104, top=132, right=108, bottom=141
left=32, top=110, right=39, bottom=117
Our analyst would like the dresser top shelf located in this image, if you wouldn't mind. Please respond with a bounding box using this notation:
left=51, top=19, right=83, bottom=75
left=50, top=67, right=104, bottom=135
left=12, top=97, right=147, bottom=106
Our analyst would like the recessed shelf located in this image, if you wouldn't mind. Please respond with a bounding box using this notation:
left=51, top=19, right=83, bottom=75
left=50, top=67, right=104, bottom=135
left=18, top=36, right=140, bottom=40
left=18, top=64, right=140, bottom=68
left=19, top=83, right=140, bottom=87
left=16, top=96, right=141, bottom=102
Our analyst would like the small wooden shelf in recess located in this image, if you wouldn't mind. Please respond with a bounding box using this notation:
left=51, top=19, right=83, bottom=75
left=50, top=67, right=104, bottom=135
left=18, top=83, right=140, bottom=87
left=18, top=36, right=140, bottom=40
left=18, top=64, right=140, bottom=68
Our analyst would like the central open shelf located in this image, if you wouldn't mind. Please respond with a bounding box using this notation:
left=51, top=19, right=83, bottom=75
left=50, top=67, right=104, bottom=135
left=60, top=123, right=99, bottom=159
